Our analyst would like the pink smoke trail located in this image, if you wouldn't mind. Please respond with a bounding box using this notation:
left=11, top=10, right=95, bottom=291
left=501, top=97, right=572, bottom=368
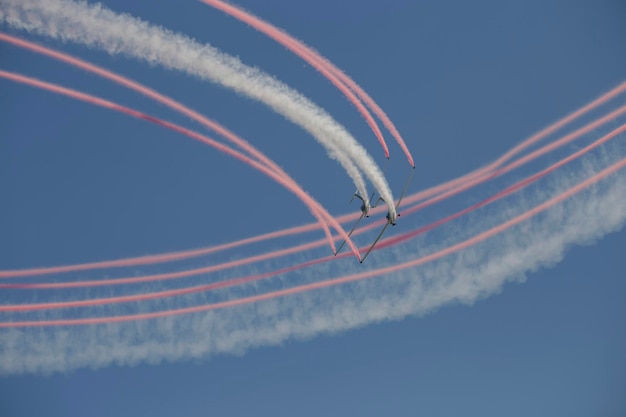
left=200, top=0, right=414, bottom=165
left=2, top=156, right=623, bottom=326
left=0, top=218, right=327, bottom=278
left=0, top=221, right=318, bottom=278
left=3, top=121, right=622, bottom=306
left=397, top=105, right=626, bottom=216
left=0, top=33, right=363, bottom=260
left=400, top=81, right=626, bottom=209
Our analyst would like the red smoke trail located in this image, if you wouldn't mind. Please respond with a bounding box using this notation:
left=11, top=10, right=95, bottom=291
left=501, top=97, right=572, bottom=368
left=401, top=82, right=626, bottom=208
left=490, top=82, right=626, bottom=173
left=2, top=156, right=623, bottom=327
left=0, top=253, right=337, bottom=312
left=397, top=105, right=626, bottom=217
left=0, top=215, right=323, bottom=279
left=0, top=220, right=319, bottom=278
left=3, top=121, right=622, bottom=308
left=200, top=0, right=414, bottom=165
left=0, top=33, right=363, bottom=261
left=0, top=250, right=349, bottom=312
left=0, top=215, right=332, bottom=289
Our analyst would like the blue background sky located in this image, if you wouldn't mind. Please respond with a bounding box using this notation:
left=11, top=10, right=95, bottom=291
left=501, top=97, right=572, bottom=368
left=1, top=0, right=625, bottom=415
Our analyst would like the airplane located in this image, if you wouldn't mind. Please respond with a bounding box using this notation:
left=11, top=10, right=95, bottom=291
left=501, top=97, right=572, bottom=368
left=334, top=192, right=372, bottom=255
left=359, top=167, right=415, bottom=263
left=335, top=166, right=415, bottom=261
left=351, top=192, right=372, bottom=217
left=335, top=159, right=392, bottom=255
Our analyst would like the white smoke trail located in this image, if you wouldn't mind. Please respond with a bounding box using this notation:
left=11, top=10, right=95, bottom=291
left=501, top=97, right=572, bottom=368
left=0, top=0, right=397, bottom=213
left=1, top=148, right=624, bottom=374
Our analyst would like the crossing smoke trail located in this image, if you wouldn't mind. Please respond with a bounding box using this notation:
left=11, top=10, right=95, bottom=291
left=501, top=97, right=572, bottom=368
left=0, top=0, right=399, bottom=217
left=1, top=73, right=624, bottom=278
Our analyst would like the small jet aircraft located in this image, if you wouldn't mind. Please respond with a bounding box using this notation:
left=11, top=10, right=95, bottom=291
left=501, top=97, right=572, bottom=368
left=334, top=192, right=372, bottom=255
left=359, top=167, right=415, bottom=263
left=335, top=167, right=415, bottom=261
left=351, top=192, right=372, bottom=217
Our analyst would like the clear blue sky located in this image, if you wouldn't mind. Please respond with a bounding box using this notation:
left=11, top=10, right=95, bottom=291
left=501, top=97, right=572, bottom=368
left=1, top=0, right=625, bottom=416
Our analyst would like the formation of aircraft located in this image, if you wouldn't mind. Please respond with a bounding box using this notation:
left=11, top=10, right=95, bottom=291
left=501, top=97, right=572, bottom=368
left=335, top=167, right=415, bottom=263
